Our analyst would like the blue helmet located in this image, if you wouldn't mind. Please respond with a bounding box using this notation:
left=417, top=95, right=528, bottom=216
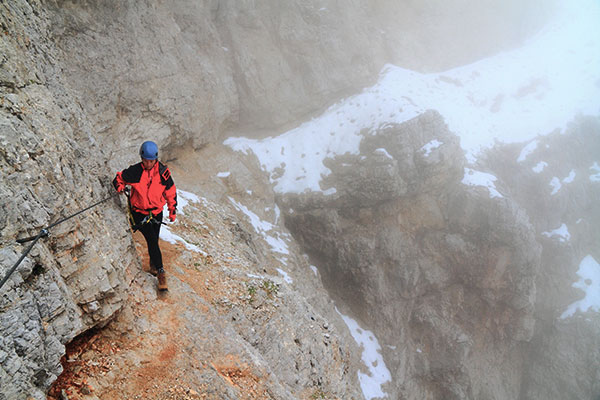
left=139, top=141, right=158, bottom=160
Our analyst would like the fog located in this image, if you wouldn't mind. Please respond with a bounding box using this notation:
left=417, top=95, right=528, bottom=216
left=3, top=1, right=599, bottom=399
left=223, top=3, right=600, bottom=398
left=226, top=0, right=599, bottom=192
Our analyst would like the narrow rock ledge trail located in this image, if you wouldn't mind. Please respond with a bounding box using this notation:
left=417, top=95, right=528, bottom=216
left=47, top=189, right=350, bottom=400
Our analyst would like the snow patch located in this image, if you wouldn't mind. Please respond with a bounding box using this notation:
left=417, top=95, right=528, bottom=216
left=590, top=162, right=600, bottom=182
left=276, top=268, right=293, bottom=284
left=461, top=168, right=503, bottom=198
left=542, top=223, right=571, bottom=242
left=421, top=139, right=443, bottom=157
left=550, top=177, right=562, bottom=195
left=217, top=171, right=231, bottom=178
left=264, top=234, right=289, bottom=255
left=561, top=255, right=600, bottom=319
left=228, top=197, right=290, bottom=255
left=274, top=205, right=281, bottom=225
left=310, top=265, right=319, bottom=276
left=374, top=148, right=394, bottom=159
left=225, top=1, right=600, bottom=194
left=532, top=161, right=548, bottom=173
left=177, top=190, right=204, bottom=215
left=160, top=226, right=207, bottom=256
left=337, top=309, right=391, bottom=400
left=517, top=140, right=538, bottom=162
left=549, top=169, right=577, bottom=193
left=562, top=169, right=576, bottom=183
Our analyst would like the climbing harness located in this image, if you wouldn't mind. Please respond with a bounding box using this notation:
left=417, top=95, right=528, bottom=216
left=0, top=193, right=118, bottom=291
left=125, top=187, right=166, bottom=232
left=131, top=210, right=165, bottom=231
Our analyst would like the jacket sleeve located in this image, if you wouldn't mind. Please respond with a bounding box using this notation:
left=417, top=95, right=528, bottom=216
left=112, top=171, right=127, bottom=192
left=166, top=184, right=177, bottom=215
left=113, top=163, right=143, bottom=192
left=159, top=164, right=178, bottom=214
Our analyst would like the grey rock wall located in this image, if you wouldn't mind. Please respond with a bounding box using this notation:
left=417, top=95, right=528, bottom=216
left=482, top=116, right=600, bottom=400
left=169, top=143, right=365, bottom=399
left=1, top=2, right=137, bottom=398
left=45, top=0, right=554, bottom=169
left=279, top=112, right=600, bottom=399
left=0, top=0, right=564, bottom=398
left=281, top=111, right=542, bottom=399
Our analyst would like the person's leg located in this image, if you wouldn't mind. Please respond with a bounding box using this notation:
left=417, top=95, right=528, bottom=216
left=149, top=212, right=167, bottom=290
left=150, top=212, right=164, bottom=273
left=132, top=210, right=163, bottom=273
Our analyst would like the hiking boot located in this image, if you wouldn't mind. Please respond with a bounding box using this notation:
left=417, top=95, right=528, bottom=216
left=148, top=262, right=158, bottom=276
left=157, top=271, right=168, bottom=291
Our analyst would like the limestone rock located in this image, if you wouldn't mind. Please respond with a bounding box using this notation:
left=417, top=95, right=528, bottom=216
left=481, top=116, right=600, bottom=400
left=0, top=0, right=574, bottom=398
left=1, top=2, right=136, bottom=398
left=283, top=112, right=542, bottom=399
left=44, top=0, right=554, bottom=169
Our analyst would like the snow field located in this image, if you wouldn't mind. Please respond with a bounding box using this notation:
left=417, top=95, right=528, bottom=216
left=225, top=1, right=600, bottom=196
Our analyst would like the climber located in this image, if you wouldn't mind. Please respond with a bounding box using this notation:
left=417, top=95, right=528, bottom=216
left=112, top=140, right=177, bottom=291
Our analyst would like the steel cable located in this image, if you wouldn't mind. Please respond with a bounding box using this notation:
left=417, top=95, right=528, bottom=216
left=0, top=192, right=118, bottom=291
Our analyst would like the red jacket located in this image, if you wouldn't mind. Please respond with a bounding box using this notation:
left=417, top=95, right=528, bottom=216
left=113, top=161, right=177, bottom=216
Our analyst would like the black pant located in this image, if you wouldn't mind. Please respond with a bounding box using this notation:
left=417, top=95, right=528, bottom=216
left=132, top=210, right=164, bottom=273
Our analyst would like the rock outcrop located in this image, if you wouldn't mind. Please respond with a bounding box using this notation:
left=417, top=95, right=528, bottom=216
left=45, top=0, right=554, bottom=169
left=48, top=174, right=363, bottom=400
left=1, top=2, right=137, bottom=398
left=481, top=116, right=600, bottom=400
left=272, top=112, right=600, bottom=399
left=281, top=111, right=542, bottom=399
left=1, top=1, right=362, bottom=397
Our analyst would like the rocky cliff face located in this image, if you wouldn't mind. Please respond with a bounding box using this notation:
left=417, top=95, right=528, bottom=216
left=0, top=1, right=375, bottom=397
left=2, top=0, right=587, bottom=399
left=270, top=111, right=600, bottom=400
left=280, top=111, right=542, bottom=399
left=481, top=117, right=600, bottom=400
left=45, top=0, right=554, bottom=168
left=0, top=2, right=361, bottom=397
left=46, top=167, right=364, bottom=399
left=1, top=2, right=137, bottom=398
left=271, top=112, right=600, bottom=399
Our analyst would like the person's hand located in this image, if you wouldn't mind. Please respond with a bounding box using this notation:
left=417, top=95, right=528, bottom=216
left=169, top=211, right=176, bottom=222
